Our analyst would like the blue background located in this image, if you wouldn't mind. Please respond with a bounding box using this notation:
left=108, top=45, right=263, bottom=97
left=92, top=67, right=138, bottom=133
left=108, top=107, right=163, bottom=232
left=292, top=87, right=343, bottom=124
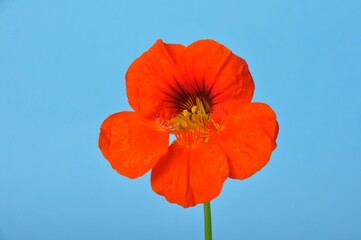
left=1, top=0, right=360, bottom=239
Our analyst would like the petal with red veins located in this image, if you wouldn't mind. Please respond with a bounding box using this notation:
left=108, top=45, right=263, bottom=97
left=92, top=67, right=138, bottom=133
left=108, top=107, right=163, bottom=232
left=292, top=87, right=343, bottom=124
left=178, top=40, right=255, bottom=105
left=126, top=40, right=185, bottom=118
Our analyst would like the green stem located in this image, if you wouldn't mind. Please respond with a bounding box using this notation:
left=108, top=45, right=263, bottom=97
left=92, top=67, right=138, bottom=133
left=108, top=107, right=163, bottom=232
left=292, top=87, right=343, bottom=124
left=203, top=202, right=212, bottom=240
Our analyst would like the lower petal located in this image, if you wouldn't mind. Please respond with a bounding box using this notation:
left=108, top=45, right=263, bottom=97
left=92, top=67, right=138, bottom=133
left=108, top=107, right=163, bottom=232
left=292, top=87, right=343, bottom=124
left=99, top=112, right=169, bottom=179
left=151, top=142, right=229, bottom=208
left=210, top=102, right=279, bottom=179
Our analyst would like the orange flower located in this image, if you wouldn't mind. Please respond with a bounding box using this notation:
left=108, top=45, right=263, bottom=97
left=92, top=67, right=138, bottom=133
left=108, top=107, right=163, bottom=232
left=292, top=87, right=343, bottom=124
left=99, top=40, right=279, bottom=208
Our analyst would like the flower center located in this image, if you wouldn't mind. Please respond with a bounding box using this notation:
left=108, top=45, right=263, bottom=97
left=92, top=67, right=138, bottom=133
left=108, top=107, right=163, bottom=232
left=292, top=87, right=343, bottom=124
left=168, top=97, right=218, bottom=144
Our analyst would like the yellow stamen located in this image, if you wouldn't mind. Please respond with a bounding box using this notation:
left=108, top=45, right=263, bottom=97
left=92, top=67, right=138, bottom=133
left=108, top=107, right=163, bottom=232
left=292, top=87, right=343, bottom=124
left=182, top=109, right=190, bottom=118
left=169, top=97, right=218, bottom=143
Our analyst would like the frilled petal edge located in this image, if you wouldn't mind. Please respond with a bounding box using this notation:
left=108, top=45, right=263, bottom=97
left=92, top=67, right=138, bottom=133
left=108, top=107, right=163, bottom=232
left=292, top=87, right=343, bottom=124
left=151, top=142, right=229, bottom=208
left=126, top=39, right=255, bottom=120
left=209, top=102, right=279, bottom=179
left=99, top=111, right=169, bottom=179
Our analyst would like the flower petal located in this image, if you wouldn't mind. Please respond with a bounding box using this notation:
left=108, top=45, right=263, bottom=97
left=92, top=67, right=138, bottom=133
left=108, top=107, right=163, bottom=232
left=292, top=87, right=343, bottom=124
left=126, top=40, right=185, bottom=118
left=178, top=40, right=255, bottom=105
left=209, top=102, right=278, bottom=179
left=99, top=112, right=169, bottom=179
left=151, top=142, right=229, bottom=208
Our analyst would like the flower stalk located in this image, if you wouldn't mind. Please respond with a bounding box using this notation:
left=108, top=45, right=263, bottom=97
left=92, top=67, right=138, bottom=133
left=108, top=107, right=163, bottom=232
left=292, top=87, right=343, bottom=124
left=203, top=202, right=212, bottom=240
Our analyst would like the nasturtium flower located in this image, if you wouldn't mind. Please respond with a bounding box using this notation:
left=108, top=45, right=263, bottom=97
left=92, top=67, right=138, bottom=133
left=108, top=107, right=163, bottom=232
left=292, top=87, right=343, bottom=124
left=99, top=39, right=279, bottom=208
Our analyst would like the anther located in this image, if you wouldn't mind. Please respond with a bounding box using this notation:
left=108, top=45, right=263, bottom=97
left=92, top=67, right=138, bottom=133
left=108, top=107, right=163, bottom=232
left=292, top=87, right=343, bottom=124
left=191, top=106, right=197, bottom=114
left=182, top=109, right=190, bottom=118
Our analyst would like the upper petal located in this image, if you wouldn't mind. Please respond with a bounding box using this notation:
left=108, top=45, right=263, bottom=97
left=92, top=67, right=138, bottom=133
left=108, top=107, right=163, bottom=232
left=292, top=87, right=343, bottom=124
left=151, top=142, right=229, bottom=208
left=178, top=40, right=255, bottom=106
left=99, top=111, right=169, bottom=179
left=209, top=102, right=279, bottom=179
left=126, top=40, right=185, bottom=118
